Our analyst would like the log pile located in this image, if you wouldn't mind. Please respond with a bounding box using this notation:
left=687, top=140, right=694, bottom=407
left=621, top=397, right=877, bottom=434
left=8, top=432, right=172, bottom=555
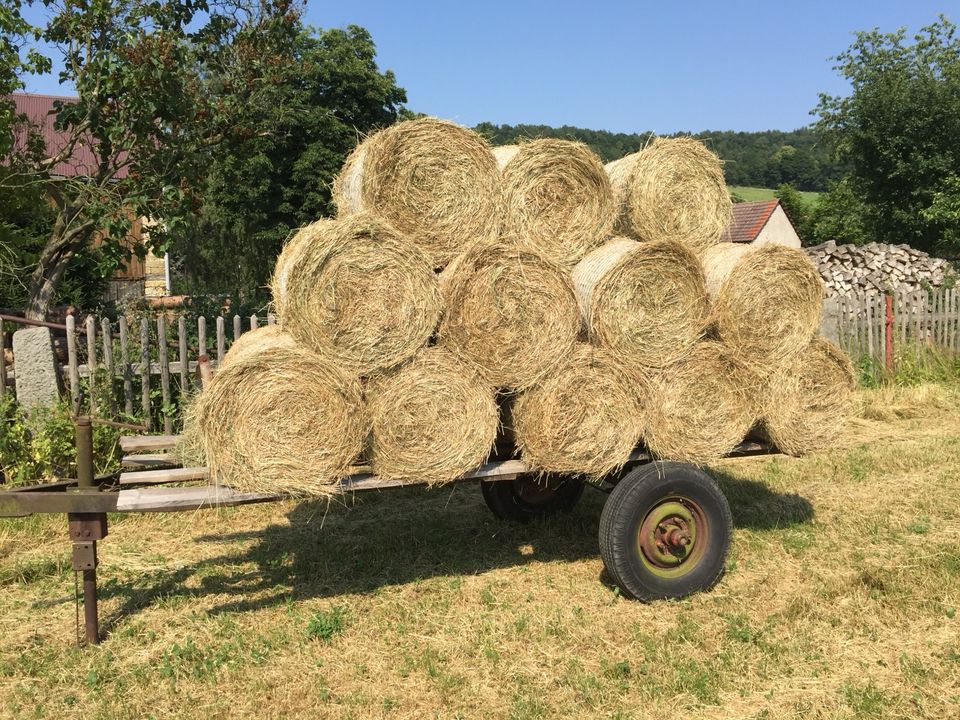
left=806, top=240, right=950, bottom=296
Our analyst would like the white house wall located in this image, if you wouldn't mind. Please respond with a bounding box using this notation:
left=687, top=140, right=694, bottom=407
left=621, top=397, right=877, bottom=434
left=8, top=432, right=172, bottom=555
left=755, top=206, right=801, bottom=248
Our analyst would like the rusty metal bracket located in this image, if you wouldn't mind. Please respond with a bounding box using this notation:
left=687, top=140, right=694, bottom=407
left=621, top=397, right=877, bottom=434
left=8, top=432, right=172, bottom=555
left=68, top=513, right=108, bottom=542
left=72, top=541, right=97, bottom=571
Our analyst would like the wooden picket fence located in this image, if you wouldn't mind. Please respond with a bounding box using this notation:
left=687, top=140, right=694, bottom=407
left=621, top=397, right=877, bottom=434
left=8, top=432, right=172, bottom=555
left=4, top=288, right=957, bottom=427
left=821, top=288, right=960, bottom=363
left=62, top=312, right=275, bottom=433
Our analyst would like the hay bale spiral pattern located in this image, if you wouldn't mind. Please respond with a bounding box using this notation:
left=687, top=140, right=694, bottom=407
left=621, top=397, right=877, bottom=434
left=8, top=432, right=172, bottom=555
left=573, top=237, right=709, bottom=369
left=274, top=213, right=440, bottom=375
left=606, top=137, right=731, bottom=255
left=366, top=348, right=498, bottom=483
left=187, top=342, right=366, bottom=496
left=702, top=242, right=824, bottom=375
left=333, top=117, right=503, bottom=268
left=438, top=240, right=581, bottom=390
left=497, top=139, right=614, bottom=267
left=513, top=344, right=644, bottom=478
left=642, top=340, right=758, bottom=464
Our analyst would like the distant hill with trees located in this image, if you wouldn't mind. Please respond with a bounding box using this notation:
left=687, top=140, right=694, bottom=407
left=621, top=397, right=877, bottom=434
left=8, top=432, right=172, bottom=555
left=474, top=123, right=845, bottom=192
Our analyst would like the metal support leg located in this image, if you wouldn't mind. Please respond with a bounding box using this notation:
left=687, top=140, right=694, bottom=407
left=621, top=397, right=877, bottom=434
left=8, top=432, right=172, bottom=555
left=70, top=515, right=106, bottom=645
left=70, top=417, right=106, bottom=645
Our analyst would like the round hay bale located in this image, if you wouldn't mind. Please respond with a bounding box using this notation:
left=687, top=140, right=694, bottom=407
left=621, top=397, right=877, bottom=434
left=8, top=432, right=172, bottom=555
left=221, top=325, right=297, bottom=369
left=271, top=219, right=334, bottom=305
left=572, top=237, right=709, bottom=369
left=366, top=348, right=498, bottom=483
left=496, top=139, right=614, bottom=267
left=761, top=337, right=856, bottom=456
left=643, top=341, right=758, bottom=465
left=606, top=137, right=731, bottom=254
left=332, top=117, right=503, bottom=268
left=188, top=344, right=366, bottom=496
left=512, top=344, right=645, bottom=478
left=702, top=242, right=824, bottom=374
left=274, top=212, right=441, bottom=375
left=437, top=241, right=581, bottom=390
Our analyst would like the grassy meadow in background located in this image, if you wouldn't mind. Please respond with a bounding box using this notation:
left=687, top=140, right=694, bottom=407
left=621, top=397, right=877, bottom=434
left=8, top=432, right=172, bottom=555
left=729, top=186, right=822, bottom=205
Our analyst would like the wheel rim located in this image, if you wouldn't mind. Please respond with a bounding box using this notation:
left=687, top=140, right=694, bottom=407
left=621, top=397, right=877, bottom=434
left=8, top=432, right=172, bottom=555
left=636, top=497, right=709, bottom=578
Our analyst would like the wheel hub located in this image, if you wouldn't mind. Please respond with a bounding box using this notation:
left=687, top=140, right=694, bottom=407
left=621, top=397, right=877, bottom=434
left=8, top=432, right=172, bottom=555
left=637, top=499, right=708, bottom=575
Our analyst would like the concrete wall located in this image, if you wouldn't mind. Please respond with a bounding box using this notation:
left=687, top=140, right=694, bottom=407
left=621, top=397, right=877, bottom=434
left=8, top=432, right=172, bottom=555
left=754, top=206, right=801, bottom=249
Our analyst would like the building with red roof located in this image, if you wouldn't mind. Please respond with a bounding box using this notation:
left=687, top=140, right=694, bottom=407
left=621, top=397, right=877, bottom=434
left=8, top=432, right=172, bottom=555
left=721, top=199, right=801, bottom=248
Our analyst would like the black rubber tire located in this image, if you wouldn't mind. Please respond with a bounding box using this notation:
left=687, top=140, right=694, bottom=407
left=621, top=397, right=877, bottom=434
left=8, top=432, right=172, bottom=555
left=481, top=474, right=585, bottom=523
left=598, top=461, right=732, bottom=601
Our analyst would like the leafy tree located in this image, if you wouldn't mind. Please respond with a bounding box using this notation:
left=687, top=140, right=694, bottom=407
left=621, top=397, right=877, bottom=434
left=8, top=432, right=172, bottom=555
left=172, top=25, right=406, bottom=304
left=816, top=15, right=960, bottom=255
left=1, top=0, right=302, bottom=319
left=807, top=178, right=869, bottom=247
left=474, top=122, right=844, bottom=191
left=773, top=183, right=811, bottom=243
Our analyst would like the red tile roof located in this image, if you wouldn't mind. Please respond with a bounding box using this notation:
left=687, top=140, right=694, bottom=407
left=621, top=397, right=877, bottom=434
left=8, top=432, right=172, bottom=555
left=721, top=199, right=779, bottom=243
left=6, top=92, right=129, bottom=179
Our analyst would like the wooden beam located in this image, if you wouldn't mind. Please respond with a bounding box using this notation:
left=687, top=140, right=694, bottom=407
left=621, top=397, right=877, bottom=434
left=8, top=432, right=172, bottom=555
left=119, top=434, right=179, bottom=452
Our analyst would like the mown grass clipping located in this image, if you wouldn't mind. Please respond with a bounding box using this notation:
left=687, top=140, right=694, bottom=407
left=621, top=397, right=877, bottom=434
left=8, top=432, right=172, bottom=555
left=495, top=139, right=614, bottom=267
left=273, top=212, right=440, bottom=376
left=761, top=336, right=856, bottom=456
left=438, top=240, right=581, bottom=390
left=512, top=344, right=644, bottom=478
left=606, top=137, right=731, bottom=255
left=333, top=117, right=503, bottom=268
left=572, top=237, right=709, bottom=370
left=366, top=347, right=498, bottom=483
left=186, top=342, right=366, bottom=497
left=643, top=340, right=758, bottom=464
left=703, top=242, right=824, bottom=375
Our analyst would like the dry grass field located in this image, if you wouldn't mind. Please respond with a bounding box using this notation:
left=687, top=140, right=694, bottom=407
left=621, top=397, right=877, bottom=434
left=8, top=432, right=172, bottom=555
left=1, top=384, right=958, bottom=719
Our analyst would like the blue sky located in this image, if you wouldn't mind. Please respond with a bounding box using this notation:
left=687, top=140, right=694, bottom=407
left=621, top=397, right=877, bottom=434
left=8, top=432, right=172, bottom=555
left=21, top=0, right=957, bottom=133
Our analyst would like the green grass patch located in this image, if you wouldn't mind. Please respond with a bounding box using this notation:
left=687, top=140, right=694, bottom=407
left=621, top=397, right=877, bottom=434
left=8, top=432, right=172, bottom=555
left=729, top=185, right=821, bottom=205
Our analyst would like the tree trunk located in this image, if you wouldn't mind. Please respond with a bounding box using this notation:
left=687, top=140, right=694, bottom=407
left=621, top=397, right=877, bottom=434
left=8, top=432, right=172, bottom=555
left=23, top=213, right=96, bottom=320
left=23, top=247, right=75, bottom=320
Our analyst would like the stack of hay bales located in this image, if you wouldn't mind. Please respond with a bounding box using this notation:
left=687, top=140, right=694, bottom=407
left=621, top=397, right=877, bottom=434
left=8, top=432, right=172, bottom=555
left=187, top=118, right=855, bottom=496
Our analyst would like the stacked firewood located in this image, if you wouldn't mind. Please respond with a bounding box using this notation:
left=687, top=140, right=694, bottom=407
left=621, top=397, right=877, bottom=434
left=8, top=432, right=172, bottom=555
left=806, top=240, right=950, bottom=296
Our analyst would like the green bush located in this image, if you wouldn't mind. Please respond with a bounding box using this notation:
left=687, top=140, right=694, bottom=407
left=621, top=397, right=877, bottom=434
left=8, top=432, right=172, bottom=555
left=0, top=396, right=122, bottom=486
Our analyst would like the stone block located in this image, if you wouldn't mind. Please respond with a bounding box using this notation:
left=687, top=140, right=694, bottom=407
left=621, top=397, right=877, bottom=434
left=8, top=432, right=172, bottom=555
left=12, top=327, right=63, bottom=413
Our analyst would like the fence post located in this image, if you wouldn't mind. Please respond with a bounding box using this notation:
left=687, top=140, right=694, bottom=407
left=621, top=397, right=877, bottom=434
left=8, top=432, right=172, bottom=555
left=119, top=317, right=134, bottom=417
left=140, top=318, right=151, bottom=431
left=66, top=315, right=81, bottom=414
left=216, top=316, right=225, bottom=366
left=178, top=316, right=188, bottom=398
left=0, top=326, right=5, bottom=400
left=101, top=317, right=115, bottom=415
left=884, top=294, right=894, bottom=373
left=157, top=315, right=172, bottom=435
left=86, top=315, right=97, bottom=413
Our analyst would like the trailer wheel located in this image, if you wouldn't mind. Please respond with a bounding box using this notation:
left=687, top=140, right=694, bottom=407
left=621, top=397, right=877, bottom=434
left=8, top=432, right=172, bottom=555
left=481, top=475, right=585, bottom=523
left=599, top=462, right=732, bottom=601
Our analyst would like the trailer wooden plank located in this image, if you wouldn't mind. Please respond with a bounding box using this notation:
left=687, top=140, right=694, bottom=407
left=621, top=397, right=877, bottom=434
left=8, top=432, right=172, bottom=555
left=120, top=434, right=179, bottom=452
left=116, top=485, right=280, bottom=512
left=120, top=466, right=208, bottom=484
left=121, top=454, right=180, bottom=469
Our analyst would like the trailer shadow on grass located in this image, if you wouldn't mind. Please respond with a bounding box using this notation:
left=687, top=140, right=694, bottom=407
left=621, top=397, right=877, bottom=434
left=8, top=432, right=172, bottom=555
left=97, top=468, right=814, bottom=632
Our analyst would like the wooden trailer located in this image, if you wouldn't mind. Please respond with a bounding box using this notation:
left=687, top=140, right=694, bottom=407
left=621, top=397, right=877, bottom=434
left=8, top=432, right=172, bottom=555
left=0, top=416, right=773, bottom=645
